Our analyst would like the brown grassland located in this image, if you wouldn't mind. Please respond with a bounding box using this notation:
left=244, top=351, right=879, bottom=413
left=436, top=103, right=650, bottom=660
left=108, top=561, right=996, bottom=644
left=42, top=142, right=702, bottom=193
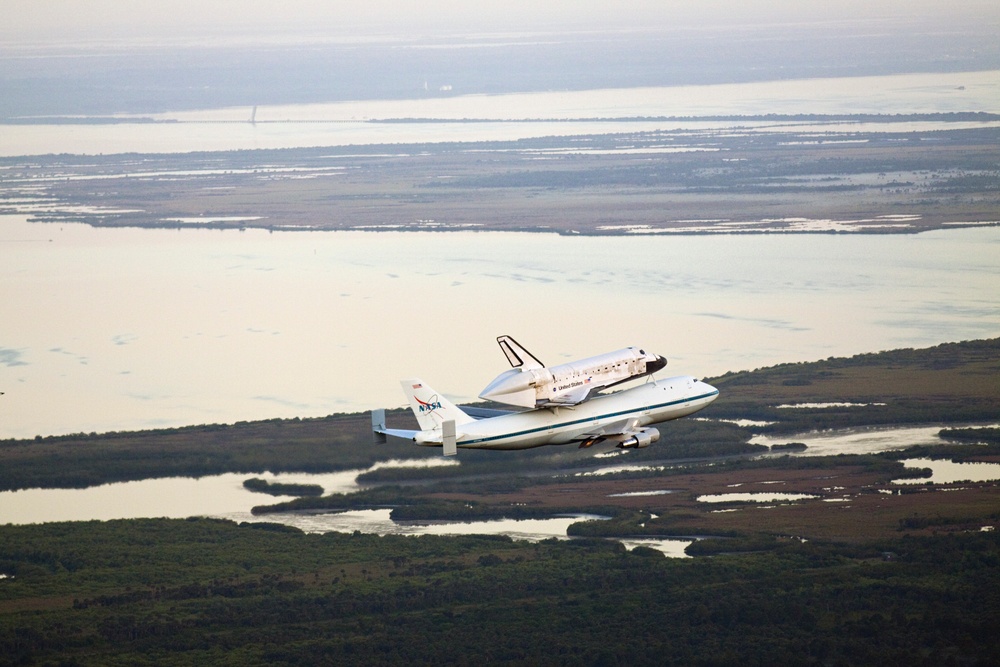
left=4, top=119, right=998, bottom=235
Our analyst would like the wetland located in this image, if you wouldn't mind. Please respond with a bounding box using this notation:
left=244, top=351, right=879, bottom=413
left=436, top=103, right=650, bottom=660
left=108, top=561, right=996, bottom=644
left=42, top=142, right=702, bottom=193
left=2, top=339, right=1000, bottom=665
left=3, top=115, right=998, bottom=236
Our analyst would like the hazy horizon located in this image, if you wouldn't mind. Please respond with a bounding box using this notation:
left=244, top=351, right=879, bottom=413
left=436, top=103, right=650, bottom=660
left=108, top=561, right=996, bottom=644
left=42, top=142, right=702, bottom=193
left=3, top=1, right=999, bottom=118
left=4, top=1, right=999, bottom=45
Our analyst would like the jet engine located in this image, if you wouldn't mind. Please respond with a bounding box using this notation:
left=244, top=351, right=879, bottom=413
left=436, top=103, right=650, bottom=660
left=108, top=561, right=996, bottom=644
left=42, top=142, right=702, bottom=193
left=616, top=427, right=660, bottom=449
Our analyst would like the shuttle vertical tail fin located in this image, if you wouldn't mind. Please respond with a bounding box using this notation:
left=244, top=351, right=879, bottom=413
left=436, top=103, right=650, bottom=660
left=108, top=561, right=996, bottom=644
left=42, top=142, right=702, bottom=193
left=400, top=378, right=475, bottom=431
left=497, top=335, right=545, bottom=370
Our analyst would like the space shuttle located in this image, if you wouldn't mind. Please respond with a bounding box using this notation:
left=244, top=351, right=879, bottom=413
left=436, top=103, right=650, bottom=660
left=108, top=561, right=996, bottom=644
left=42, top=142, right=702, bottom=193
left=478, top=335, right=668, bottom=409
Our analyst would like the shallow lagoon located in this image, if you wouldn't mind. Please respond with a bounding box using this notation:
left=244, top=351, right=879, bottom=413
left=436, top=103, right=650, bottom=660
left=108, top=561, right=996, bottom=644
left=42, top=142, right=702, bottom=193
left=2, top=215, right=998, bottom=439
left=893, top=458, right=1000, bottom=485
left=0, top=468, right=693, bottom=556
left=3, top=425, right=998, bottom=555
left=2, top=70, right=997, bottom=156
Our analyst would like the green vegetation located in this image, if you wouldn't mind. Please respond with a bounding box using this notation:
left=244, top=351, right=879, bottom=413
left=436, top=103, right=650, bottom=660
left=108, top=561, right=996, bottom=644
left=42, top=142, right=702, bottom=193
left=242, top=478, right=324, bottom=497
left=2, top=340, right=999, bottom=663
left=770, top=442, right=808, bottom=451
left=886, top=442, right=1000, bottom=463
left=707, top=338, right=1000, bottom=434
left=1, top=518, right=999, bottom=665
left=941, top=427, right=1000, bottom=446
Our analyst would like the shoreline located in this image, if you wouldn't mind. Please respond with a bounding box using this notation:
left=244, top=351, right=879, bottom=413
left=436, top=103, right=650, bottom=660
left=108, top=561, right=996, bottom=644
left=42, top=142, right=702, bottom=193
left=18, top=216, right=1000, bottom=236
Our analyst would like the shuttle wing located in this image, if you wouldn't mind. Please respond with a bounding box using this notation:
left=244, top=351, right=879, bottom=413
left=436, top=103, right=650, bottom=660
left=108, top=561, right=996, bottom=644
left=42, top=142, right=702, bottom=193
left=545, top=383, right=595, bottom=406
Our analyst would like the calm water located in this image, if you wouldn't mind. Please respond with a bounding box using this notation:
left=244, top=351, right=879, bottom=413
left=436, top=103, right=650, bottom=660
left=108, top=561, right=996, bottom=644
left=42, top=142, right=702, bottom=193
left=1, top=70, right=997, bottom=156
left=752, top=423, right=1000, bottom=457
left=753, top=426, right=958, bottom=457
left=0, top=459, right=455, bottom=524
left=2, top=215, right=998, bottom=439
left=698, top=493, right=818, bottom=503
left=893, top=458, right=1000, bottom=485
left=156, top=71, right=1000, bottom=122
left=0, top=469, right=693, bottom=556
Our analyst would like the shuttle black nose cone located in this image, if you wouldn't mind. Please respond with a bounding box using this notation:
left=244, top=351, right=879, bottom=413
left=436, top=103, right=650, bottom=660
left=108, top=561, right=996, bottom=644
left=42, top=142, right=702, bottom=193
left=649, top=355, right=667, bottom=374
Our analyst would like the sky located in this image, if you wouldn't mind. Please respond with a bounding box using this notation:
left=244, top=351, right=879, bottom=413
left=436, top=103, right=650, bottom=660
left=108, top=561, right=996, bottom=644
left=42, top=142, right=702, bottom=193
left=4, top=0, right=998, bottom=47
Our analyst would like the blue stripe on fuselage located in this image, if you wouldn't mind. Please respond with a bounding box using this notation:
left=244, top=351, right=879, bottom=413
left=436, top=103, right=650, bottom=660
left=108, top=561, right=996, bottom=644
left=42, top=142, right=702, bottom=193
left=459, top=389, right=719, bottom=446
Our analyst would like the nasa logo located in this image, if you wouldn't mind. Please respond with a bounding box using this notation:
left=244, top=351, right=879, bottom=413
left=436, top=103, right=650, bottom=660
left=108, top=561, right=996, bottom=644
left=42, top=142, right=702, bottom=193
left=416, top=395, right=443, bottom=413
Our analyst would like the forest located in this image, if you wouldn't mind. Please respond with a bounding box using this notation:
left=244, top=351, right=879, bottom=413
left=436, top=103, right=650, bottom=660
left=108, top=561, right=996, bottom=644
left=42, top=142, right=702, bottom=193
left=2, top=518, right=999, bottom=665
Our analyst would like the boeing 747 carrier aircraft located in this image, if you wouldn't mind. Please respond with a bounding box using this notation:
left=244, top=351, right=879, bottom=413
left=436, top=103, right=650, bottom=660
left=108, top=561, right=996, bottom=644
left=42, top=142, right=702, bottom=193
left=373, top=375, right=718, bottom=456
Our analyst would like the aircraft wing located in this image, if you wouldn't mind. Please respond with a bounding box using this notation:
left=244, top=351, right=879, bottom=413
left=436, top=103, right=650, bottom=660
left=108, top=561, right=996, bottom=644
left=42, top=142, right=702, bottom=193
left=574, top=417, right=660, bottom=449
left=577, top=417, right=640, bottom=440
left=371, top=408, right=419, bottom=444
left=374, top=428, right=419, bottom=445
left=371, top=408, right=459, bottom=455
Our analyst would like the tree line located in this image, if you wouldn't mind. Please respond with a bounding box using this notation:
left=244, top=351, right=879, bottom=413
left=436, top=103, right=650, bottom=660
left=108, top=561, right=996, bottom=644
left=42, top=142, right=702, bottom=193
left=1, top=518, right=999, bottom=665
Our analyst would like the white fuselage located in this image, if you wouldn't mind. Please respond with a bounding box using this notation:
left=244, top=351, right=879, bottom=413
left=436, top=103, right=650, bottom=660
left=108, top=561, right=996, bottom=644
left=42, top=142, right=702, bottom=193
left=420, top=376, right=718, bottom=451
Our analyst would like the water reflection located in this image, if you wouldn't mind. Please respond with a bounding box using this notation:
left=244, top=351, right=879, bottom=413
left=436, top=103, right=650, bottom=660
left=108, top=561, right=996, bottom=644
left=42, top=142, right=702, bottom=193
left=893, top=458, right=1000, bottom=485
left=608, top=490, right=675, bottom=497
left=619, top=538, right=692, bottom=558
left=0, top=467, right=696, bottom=556
left=0, top=459, right=455, bottom=525
left=576, top=465, right=668, bottom=477
left=226, top=508, right=597, bottom=540
left=697, top=493, right=818, bottom=503
left=0, top=473, right=272, bottom=525
left=224, top=509, right=695, bottom=558
left=3, top=213, right=998, bottom=440
left=155, top=71, right=1000, bottom=123
left=753, top=425, right=964, bottom=457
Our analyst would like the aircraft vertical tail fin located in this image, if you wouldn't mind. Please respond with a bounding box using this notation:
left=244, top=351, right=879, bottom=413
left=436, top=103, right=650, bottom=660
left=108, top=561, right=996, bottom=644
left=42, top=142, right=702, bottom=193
left=497, top=335, right=545, bottom=370
left=400, top=378, right=475, bottom=431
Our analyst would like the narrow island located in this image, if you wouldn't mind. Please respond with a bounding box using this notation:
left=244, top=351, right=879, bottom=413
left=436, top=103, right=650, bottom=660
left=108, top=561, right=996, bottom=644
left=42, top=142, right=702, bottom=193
left=242, top=478, right=324, bottom=497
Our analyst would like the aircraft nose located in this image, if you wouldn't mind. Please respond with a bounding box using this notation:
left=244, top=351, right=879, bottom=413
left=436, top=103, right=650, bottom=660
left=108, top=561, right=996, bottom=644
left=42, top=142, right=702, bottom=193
left=700, top=380, right=720, bottom=402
